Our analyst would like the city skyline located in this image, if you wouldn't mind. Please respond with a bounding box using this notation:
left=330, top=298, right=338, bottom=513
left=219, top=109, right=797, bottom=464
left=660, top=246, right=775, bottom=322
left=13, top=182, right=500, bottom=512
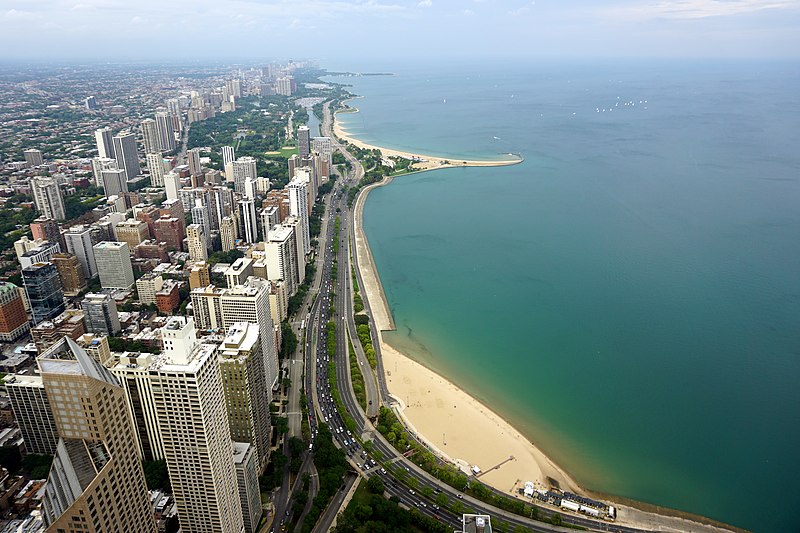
left=0, top=0, right=798, bottom=62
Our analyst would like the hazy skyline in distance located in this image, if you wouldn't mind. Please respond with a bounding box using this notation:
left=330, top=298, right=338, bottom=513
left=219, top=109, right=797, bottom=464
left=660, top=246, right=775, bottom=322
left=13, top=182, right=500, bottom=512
left=1, top=0, right=799, bottom=61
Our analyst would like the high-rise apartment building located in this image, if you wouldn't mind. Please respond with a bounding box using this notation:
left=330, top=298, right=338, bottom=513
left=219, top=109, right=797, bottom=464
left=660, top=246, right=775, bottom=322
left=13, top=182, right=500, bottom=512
left=187, top=148, right=202, bottom=177
left=164, top=171, right=181, bottom=201
left=222, top=145, right=235, bottom=166
left=155, top=111, right=177, bottom=152
left=297, top=126, right=310, bottom=158
left=219, top=323, right=271, bottom=471
left=94, top=127, right=115, bottom=159
left=234, top=442, right=262, bottom=533
left=109, top=352, right=165, bottom=462
left=84, top=96, right=97, bottom=110
left=39, top=337, right=156, bottom=533
left=51, top=253, right=86, bottom=296
left=282, top=217, right=307, bottom=287
left=64, top=225, right=98, bottom=278
left=0, top=282, right=30, bottom=341
left=191, top=278, right=278, bottom=394
left=30, top=217, right=62, bottom=248
left=146, top=153, right=166, bottom=187
left=80, top=293, right=121, bottom=335
left=91, top=156, right=117, bottom=188
left=101, top=167, right=128, bottom=198
left=153, top=216, right=185, bottom=252
left=22, top=263, right=64, bottom=325
left=141, top=118, right=160, bottom=155
left=112, top=131, right=141, bottom=180
left=287, top=178, right=311, bottom=255
left=76, top=333, right=113, bottom=367
left=31, top=176, right=66, bottom=221
left=24, top=148, right=44, bottom=167
left=220, top=216, right=236, bottom=252
left=150, top=317, right=244, bottom=533
left=114, top=219, right=150, bottom=248
left=230, top=157, right=257, bottom=194
left=3, top=374, right=58, bottom=455
left=238, top=198, right=258, bottom=244
left=93, top=241, right=134, bottom=289
left=186, top=224, right=207, bottom=261
left=136, top=273, right=164, bottom=305
left=265, top=224, right=300, bottom=296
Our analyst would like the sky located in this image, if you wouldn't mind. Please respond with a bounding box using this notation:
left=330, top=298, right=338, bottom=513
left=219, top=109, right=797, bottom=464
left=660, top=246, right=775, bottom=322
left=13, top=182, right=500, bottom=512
left=1, top=0, right=799, bottom=62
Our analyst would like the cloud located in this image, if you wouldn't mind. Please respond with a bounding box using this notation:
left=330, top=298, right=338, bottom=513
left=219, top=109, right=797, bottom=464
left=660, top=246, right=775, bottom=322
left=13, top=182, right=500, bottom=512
left=604, top=0, right=798, bottom=21
left=418, top=0, right=432, bottom=6
left=462, top=8, right=474, bottom=15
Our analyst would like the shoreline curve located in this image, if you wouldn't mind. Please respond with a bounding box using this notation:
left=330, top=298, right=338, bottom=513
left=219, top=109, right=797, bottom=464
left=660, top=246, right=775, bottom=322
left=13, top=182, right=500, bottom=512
left=335, top=99, right=743, bottom=533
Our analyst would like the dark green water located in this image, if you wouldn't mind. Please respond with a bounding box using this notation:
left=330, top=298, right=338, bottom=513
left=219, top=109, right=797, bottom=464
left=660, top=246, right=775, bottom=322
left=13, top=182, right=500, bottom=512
left=335, top=61, right=800, bottom=532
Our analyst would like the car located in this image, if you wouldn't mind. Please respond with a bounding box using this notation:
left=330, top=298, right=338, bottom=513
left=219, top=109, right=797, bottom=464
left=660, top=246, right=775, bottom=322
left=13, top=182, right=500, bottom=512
left=457, top=493, right=463, bottom=499
left=409, top=489, right=416, bottom=495
left=380, top=468, right=386, bottom=474
left=432, top=504, right=439, bottom=510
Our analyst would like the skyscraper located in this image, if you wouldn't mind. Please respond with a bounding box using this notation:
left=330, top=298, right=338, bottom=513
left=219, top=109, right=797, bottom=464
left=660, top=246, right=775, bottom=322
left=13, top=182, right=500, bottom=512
left=101, top=167, right=128, bottom=198
left=30, top=217, right=62, bottom=248
left=186, top=224, right=207, bottom=261
left=234, top=442, right=262, bottom=533
left=112, top=131, right=141, bottom=180
left=24, top=148, right=44, bottom=167
left=288, top=177, right=311, bottom=255
left=220, top=216, right=236, bottom=252
left=265, top=224, right=299, bottom=296
left=94, top=127, right=114, bottom=159
left=238, top=198, right=258, bottom=244
left=93, top=241, right=134, bottom=289
left=219, top=322, right=271, bottom=471
left=4, top=374, right=58, bottom=455
left=164, top=171, right=182, bottom=201
left=187, top=148, right=202, bottom=177
left=39, top=337, right=156, bottom=533
left=51, top=253, right=86, bottom=296
left=108, top=352, right=165, bottom=462
left=64, top=225, right=98, bottom=278
left=191, top=278, right=279, bottom=395
left=0, top=282, right=30, bottom=341
left=80, top=293, right=121, bottom=335
left=147, top=152, right=166, bottom=187
left=141, top=118, right=160, bottom=155
left=222, top=145, right=235, bottom=166
left=90, top=156, right=117, bottom=188
left=31, top=176, right=66, bottom=221
left=150, top=317, right=244, bottom=533
left=155, top=111, right=177, bottom=152
left=84, top=96, right=98, bottom=110
left=22, top=262, right=65, bottom=324
left=231, top=157, right=257, bottom=194
left=297, top=125, right=310, bottom=157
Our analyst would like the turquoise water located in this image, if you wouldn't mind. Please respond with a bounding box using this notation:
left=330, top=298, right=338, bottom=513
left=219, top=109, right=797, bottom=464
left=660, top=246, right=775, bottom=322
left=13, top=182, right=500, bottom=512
left=332, top=61, right=800, bottom=533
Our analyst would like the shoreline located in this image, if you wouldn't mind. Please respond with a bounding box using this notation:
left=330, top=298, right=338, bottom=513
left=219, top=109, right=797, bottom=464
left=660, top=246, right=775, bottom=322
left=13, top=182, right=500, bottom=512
left=333, top=98, right=523, bottom=171
left=337, top=102, right=742, bottom=533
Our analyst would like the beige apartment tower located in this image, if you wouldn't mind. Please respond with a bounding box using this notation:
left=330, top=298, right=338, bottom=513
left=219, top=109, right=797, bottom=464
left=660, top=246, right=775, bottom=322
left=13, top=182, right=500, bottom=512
left=150, top=317, right=244, bottom=533
left=219, top=322, right=271, bottom=471
left=38, top=337, right=156, bottom=533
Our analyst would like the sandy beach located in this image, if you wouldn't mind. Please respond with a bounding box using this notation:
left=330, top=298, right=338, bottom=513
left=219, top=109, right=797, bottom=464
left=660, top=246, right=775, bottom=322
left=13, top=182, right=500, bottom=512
left=340, top=105, right=739, bottom=533
left=333, top=101, right=523, bottom=171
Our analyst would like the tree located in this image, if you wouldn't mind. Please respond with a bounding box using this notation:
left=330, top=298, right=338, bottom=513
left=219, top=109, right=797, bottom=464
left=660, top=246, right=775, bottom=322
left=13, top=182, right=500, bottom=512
left=142, top=459, right=171, bottom=491
left=435, top=492, right=448, bottom=507
left=366, top=475, right=385, bottom=494
left=22, top=453, right=53, bottom=479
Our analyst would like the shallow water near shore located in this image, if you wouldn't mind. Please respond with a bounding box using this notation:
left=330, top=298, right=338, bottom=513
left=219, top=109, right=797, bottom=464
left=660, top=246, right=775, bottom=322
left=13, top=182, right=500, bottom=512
left=332, top=60, right=800, bottom=533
